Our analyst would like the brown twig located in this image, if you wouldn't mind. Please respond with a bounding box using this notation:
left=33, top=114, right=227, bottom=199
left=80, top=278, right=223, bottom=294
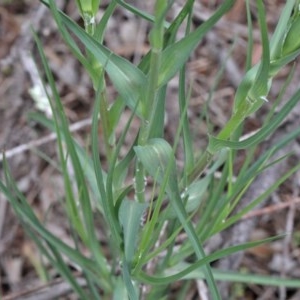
left=0, top=118, right=92, bottom=162
left=2, top=275, right=86, bottom=300
left=242, top=195, right=300, bottom=220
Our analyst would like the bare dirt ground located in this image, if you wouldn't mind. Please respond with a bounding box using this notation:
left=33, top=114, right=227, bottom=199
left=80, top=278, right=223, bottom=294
left=1, top=1, right=300, bottom=299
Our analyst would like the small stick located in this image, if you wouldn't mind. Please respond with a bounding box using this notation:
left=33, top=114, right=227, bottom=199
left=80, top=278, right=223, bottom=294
left=242, top=195, right=300, bottom=220
left=1, top=118, right=92, bottom=162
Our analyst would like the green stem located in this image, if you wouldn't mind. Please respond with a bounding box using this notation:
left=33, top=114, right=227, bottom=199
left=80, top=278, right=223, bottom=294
left=99, top=82, right=114, bottom=163
left=187, top=150, right=213, bottom=182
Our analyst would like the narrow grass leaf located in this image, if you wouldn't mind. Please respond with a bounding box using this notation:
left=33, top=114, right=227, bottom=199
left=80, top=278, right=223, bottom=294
left=123, top=261, right=138, bottom=300
left=135, top=138, right=221, bottom=299
left=113, top=277, right=128, bottom=300
left=43, top=0, right=146, bottom=116
left=34, top=28, right=111, bottom=279
left=190, top=268, right=300, bottom=289
left=94, top=1, right=117, bottom=42
left=114, top=137, right=137, bottom=188
left=62, top=14, right=146, bottom=115
left=158, top=0, right=235, bottom=87
left=24, top=225, right=91, bottom=298
left=104, top=98, right=140, bottom=246
left=0, top=169, right=101, bottom=279
left=41, top=0, right=95, bottom=77
left=246, top=0, right=270, bottom=115
left=91, top=81, right=122, bottom=247
left=245, top=0, right=253, bottom=71
left=119, top=199, right=148, bottom=263
left=220, top=161, right=300, bottom=233
left=28, top=111, right=105, bottom=212
left=270, top=0, right=298, bottom=60
left=33, top=32, right=88, bottom=242
left=138, top=236, right=282, bottom=285
left=166, top=176, right=210, bottom=219
left=115, top=0, right=158, bottom=24
left=208, top=87, right=300, bottom=152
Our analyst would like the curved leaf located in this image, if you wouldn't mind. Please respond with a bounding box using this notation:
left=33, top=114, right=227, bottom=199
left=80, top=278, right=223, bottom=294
left=135, top=138, right=221, bottom=299
left=158, top=0, right=235, bottom=87
left=43, top=0, right=146, bottom=116
left=208, top=87, right=300, bottom=152
left=63, top=16, right=146, bottom=113
left=119, top=199, right=148, bottom=264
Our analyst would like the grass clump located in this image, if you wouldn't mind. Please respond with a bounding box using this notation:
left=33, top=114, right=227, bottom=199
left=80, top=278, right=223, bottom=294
left=2, top=0, right=300, bottom=299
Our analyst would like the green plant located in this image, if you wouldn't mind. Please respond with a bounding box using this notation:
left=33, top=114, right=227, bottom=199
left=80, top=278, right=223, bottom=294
left=2, top=0, right=300, bottom=299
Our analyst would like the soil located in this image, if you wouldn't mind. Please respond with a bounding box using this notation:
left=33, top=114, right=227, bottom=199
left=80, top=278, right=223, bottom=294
left=1, top=1, right=300, bottom=299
